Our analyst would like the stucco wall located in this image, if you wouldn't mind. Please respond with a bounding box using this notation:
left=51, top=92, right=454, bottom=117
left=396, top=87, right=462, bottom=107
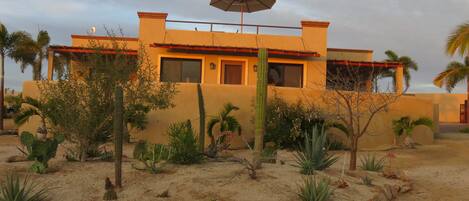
left=20, top=81, right=435, bottom=149
left=413, top=93, right=466, bottom=123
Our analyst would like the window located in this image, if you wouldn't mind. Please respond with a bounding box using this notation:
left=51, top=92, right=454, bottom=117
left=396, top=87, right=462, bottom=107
left=160, top=58, right=202, bottom=83
left=268, top=63, right=303, bottom=88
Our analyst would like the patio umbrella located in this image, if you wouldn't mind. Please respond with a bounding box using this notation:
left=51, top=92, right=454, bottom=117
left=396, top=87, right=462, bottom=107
left=210, top=0, right=276, bottom=33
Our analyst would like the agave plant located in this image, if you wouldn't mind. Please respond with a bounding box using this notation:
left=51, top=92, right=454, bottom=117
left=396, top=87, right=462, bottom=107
left=392, top=116, right=433, bottom=148
left=0, top=173, right=50, bottom=201
left=207, top=103, right=242, bottom=158
left=360, top=154, right=385, bottom=172
left=297, top=177, right=332, bottom=201
left=294, top=127, right=338, bottom=175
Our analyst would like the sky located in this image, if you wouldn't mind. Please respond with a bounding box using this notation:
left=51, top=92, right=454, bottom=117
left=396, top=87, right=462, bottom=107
left=0, top=0, right=468, bottom=93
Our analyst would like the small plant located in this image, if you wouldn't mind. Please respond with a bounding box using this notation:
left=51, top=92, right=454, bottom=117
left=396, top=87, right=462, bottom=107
left=19, top=131, right=64, bottom=174
left=168, top=120, right=203, bottom=164
left=298, top=177, right=333, bottom=201
left=294, top=127, right=338, bottom=175
left=0, top=173, right=51, bottom=201
left=459, top=127, right=469, bottom=133
left=261, top=144, right=277, bottom=164
left=132, top=140, right=172, bottom=173
left=360, top=154, right=385, bottom=172
left=207, top=103, right=242, bottom=158
left=392, top=116, right=433, bottom=148
left=361, top=175, right=373, bottom=186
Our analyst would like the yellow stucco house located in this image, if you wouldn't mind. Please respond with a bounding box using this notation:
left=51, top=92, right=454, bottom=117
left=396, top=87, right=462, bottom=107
left=21, top=12, right=436, bottom=148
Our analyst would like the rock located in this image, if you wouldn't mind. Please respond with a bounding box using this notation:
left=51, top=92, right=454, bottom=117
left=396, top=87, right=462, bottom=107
left=157, top=189, right=169, bottom=198
left=399, top=182, right=413, bottom=193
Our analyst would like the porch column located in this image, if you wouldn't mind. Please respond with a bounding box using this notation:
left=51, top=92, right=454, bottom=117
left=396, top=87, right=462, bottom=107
left=47, top=50, right=54, bottom=80
left=395, top=65, right=404, bottom=94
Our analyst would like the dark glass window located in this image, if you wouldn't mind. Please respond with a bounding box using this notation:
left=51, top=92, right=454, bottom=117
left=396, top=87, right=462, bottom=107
left=160, top=58, right=202, bottom=83
left=268, top=63, right=303, bottom=88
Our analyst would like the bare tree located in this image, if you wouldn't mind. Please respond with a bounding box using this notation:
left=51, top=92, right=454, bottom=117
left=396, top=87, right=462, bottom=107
left=318, top=64, right=403, bottom=170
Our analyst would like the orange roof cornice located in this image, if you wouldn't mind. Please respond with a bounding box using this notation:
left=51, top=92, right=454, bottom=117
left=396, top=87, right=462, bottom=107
left=151, top=43, right=320, bottom=58
left=328, top=60, right=402, bottom=68
left=301, top=21, right=330, bottom=28
left=328, top=48, right=373, bottom=53
left=137, top=12, right=168, bottom=19
left=71, top=35, right=138, bottom=41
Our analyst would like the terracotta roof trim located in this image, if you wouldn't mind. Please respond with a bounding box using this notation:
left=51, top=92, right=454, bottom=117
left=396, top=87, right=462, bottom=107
left=328, top=48, right=373, bottom=53
left=301, top=21, right=330, bottom=28
left=328, top=60, right=402, bottom=68
left=71, top=35, right=138, bottom=41
left=151, top=43, right=320, bottom=57
left=137, top=12, right=168, bottom=19
left=48, top=45, right=138, bottom=55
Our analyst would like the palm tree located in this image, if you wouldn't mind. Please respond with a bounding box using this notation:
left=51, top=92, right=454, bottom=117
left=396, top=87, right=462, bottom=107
left=207, top=102, right=242, bottom=157
left=14, top=97, right=52, bottom=134
left=434, top=22, right=469, bottom=105
left=15, top=30, right=51, bottom=80
left=0, top=22, right=32, bottom=130
left=381, top=50, right=418, bottom=91
left=392, top=116, right=433, bottom=148
left=446, top=22, right=469, bottom=57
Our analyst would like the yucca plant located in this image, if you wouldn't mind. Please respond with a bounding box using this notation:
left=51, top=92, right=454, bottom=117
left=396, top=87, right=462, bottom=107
left=298, top=177, right=332, bottom=201
left=360, top=154, right=385, bottom=172
left=0, top=173, right=50, bottom=201
left=294, top=127, right=338, bottom=175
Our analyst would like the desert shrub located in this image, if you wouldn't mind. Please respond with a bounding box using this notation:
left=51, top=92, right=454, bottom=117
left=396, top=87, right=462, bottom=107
left=460, top=127, right=469, bottom=133
left=19, top=131, right=64, bottom=174
left=133, top=141, right=172, bottom=173
left=168, top=120, right=203, bottom=164
left=265, top=94, right=325, bottom=149
left=361, top=175, right=373, bottom=186
left=360, top=154, right=385, bottom=172
left=294, top=127, right=338, bottom=175
left=0, top=173, right=50, bottom=201
left=327, top=140, right=348, bottom=151
left=298, top=177, right=332, bottom=201
left=260, top=143, right=278, bottom=164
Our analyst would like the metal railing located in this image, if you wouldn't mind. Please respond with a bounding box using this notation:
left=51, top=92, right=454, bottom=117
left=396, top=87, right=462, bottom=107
left=166, top=20, right=302, bottom=35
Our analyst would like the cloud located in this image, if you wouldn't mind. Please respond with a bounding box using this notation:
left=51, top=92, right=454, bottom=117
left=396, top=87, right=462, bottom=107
left=1, top=0, right=468, bottom=92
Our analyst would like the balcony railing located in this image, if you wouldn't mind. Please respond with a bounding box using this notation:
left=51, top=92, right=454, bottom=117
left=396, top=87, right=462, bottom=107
left=166, top=20, right=302, bottom=35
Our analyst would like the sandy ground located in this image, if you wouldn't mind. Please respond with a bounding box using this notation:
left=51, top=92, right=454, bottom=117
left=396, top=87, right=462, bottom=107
left=0, top=135, right=467, bottom=201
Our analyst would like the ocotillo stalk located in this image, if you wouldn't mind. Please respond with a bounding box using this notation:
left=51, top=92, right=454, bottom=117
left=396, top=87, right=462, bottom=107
left=253, top=48, right=268, bottom=169
left=114, top=86, right=124, bottom=188
left=197, top=84, right=206, bottom=152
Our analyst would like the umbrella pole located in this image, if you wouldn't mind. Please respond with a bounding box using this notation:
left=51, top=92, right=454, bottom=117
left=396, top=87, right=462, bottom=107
left=240, top=8, right=244, bottom=33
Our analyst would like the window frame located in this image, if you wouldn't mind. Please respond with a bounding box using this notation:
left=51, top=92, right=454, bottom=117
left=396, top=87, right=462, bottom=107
left=267, top=62, right=305, bottom=88
left=159, top=56, right=205, bottom=83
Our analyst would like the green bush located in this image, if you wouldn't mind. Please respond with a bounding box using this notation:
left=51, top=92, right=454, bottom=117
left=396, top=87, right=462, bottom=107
left=360, top=154, right=385, bottom=172
left=297, top=177, right=332, bottom=201
left=459, top=127, right=469, bottom=133
left=294, top=127, right=338, bottom=175
left=19, top=131, right=64, bottom=174
left=361, top=175, right=373, bottom=186
left=168, top=120, right=203, bottom=164
left=265, top=94, right=325, bottom=149
left=0, top=173, right=50, bottom=201
left=133, top=141, right=172, bottom=173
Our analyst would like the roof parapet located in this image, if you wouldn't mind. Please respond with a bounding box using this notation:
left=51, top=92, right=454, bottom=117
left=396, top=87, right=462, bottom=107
left=137, top=12, right=168, bottom=19
left=301, top=20, right=330, bottom=28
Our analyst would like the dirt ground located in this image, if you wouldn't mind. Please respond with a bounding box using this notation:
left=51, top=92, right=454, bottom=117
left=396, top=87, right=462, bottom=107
left=0, top=135, right=467, bottom=201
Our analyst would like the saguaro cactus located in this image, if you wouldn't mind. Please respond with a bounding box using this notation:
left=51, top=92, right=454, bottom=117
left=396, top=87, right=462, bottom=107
left=114, top=86, right=124, bottom=188
left=197, top=84, right=206, bottom=152
left=254, top=48, right=268, bottom=168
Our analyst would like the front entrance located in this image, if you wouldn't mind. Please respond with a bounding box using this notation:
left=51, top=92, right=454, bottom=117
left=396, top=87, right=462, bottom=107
left=221, top=61, right=245, bottom=85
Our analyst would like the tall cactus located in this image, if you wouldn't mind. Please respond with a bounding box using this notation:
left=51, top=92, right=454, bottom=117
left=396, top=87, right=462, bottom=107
left=114, top=86, right=124, bottom=188
left=197, top=84, right=206, bottom=152
left=254, top=48, right=268, bottom=168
